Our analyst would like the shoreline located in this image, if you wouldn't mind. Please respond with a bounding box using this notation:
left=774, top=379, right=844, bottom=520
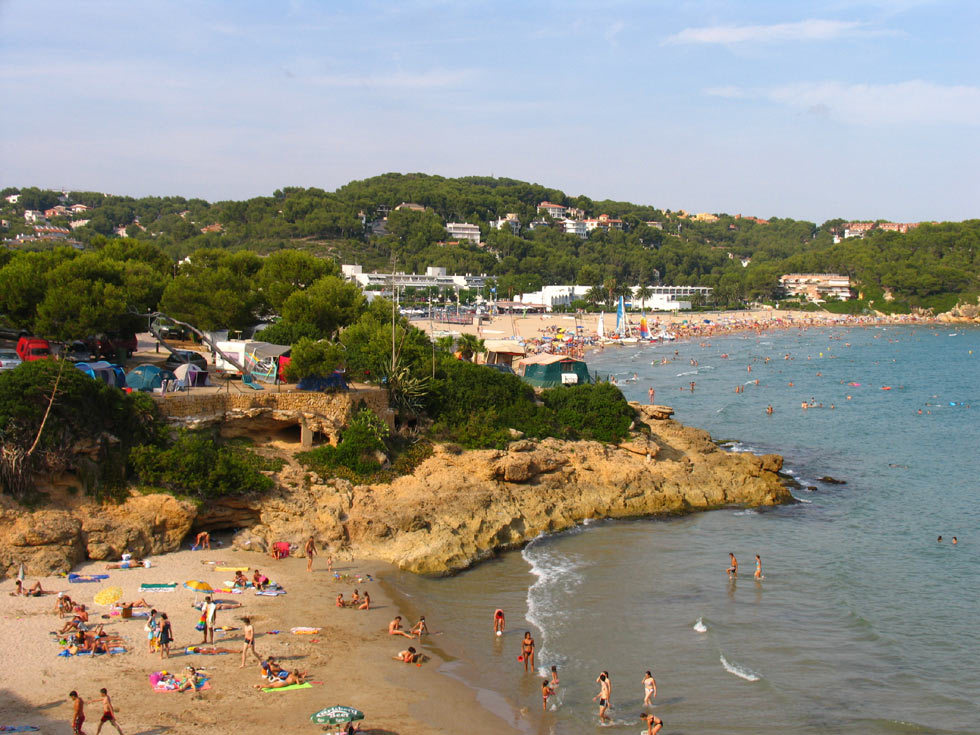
left=0, top=545, right=520, bottom=735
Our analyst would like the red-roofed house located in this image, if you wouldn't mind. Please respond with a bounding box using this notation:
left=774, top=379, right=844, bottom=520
left=537, top=201, right=567, bottom=218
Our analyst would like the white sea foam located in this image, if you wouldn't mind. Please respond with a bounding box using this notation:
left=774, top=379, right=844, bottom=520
left=676, top=370, right=698, bottom=377
left=720, top=654, right=760, bottom=681
left=733, top=509, right=759, bottom=516
left=693, top=617, right=707, bottom=633
left=522, top=537, right=584, bottom=669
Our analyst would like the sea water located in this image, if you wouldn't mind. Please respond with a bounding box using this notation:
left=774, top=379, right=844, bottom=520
left=391, top=326, right=979, bottom=734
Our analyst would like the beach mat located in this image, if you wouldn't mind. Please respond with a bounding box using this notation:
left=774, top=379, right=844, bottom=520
left=255, top=589, right=286, bottom=596
left=0, top=727, right=40, bottom=732
left=140, top=582, right=177, bottom=591
left=153, top=681, right=211, bottom=693
left=261, top=682, right=312, bottom=692
left=68, top=573, right=109, bottom=583
left=215, top=566, right=249, bottom=572
left=291, top=627, right=320, bottom=635
left=185, top=646, right=234, bottom=655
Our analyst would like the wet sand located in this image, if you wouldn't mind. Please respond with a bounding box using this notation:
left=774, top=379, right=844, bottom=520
left=0, top=548, right=520, bottom=735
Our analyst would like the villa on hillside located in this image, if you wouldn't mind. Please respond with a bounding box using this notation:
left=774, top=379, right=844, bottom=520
left=779, top=274, right=853, bottom=302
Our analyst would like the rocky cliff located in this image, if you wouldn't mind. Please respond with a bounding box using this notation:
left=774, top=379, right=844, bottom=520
left=1, top=406, right=793, bottom=578
left=231, top=406, right=792, bottom=575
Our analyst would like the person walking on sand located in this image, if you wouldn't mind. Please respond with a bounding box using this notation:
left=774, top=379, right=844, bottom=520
left=69, top=691, right=86, bottom=735
left=95, top=688, right=122, bottom=735
left=493, top=608, right=505, bottom=635
left=305, top=536, right=317, bottom=572
left=754, top=554, right=763, bottom=580
left=240, top=616, right=260, bottom=668
left=593, top=673, right=611, bottom=723
left=521, top=631, right=535, bottom=672
left=727, top=552, right=738, bottom=578
left=642, top=670, right=657, bottom=706
left=202, top=596, right=217, bottom=647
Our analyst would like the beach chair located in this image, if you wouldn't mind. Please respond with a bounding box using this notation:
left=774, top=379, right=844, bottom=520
left=242, top=374, right=264, bottom=390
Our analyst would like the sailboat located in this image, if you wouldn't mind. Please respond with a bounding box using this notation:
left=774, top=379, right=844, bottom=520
left=597, top=312, right=605, bottom=341
left=618, top=296, right=639, bottom=344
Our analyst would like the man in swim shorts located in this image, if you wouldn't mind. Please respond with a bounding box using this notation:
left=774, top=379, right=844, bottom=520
left=593, top=673, right=611, bottom=723
left=69, top=691, right=86, bottom=735
left=727, top=552, right=738, bottom=578
left=95, top=688, right=122, bottom=735
left=305, top=536, right=317, bottom=572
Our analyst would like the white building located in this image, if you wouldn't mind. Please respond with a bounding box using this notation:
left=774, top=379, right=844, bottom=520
left=491, top=213, right=520, bottom=234
left=70, top=219, right=90, bottom=229
left=512, top=284, right=709, bottom=312
left=537, top=201, right=567, bottom=218
left=779, top=274, right=853, bottom=302
left=561, top=219, right=588, bottom=238
left=584, top=214, right=624, bottom=232
left=5, top=194, right=20, bottom=204
left=23, top=210, right=43, bottom=223
left=341, top=264, right=486, bottom=290
left=445, top=222, right=481, bottom=244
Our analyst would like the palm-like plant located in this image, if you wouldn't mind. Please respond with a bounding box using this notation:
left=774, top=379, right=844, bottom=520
left=457, top=333, right=485, bottom=362
left=636, top=284, right=653, bottom=308
left=434, top=336, right=455, bottom=353
left=585, top=286, right=605, bottom=306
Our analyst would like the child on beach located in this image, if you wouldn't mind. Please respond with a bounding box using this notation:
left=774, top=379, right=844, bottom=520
left=410, top=616, right=429, bottom=639
left=388, top=616, right=414, bottom=638
left=95, top=688, right=122, bottom=735
left=69, top=691, right=85, bottom=735
left=541, top=679, right=556, bottom=710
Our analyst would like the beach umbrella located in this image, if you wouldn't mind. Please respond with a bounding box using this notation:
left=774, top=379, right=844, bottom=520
left=183, top=580, right=213, bottom=593
left=93, top=586, right=123, bottom=606
left=310, top=705, right=364, bottom=726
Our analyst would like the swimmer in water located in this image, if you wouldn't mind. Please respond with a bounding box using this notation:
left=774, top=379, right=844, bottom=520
left=766, top=404, right=773, bottom=415
left=952, top=537, right=958, bottom=545
left=690, top=381, right=695, bottom=392
left=754, top=554, right=762, bottom=579
left=938, top=536, right=943, bottom=543
left=727, top=552, right=738, bottom=578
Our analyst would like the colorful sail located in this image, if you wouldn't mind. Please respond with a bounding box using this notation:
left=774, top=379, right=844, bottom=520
left=597, top=312, right=605, bottom=339
left=616, top=296, right=625, bottom=335
left=639, top=316, right=649, bottom=339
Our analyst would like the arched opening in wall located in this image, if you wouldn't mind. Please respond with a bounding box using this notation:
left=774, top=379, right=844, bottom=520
left=273, top=423, right=303, bottom=445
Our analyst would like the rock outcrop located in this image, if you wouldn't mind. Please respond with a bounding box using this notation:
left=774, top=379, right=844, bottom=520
left=232, top=407, right=792, bottom=575
left=0, top=407, right=793, bottom=578
left=0, top=493, right=196, bottom=578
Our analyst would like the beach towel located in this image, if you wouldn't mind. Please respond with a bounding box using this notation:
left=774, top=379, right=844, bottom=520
left=260, top=682, right=312, bottom=692
left=140, top=582, right=177, bottom=591
left=0, top=727, right=40, bottom=732
left=290, top=627, right=320, bottom=635
left=68, top=573, right=109, bottom=583
left=152, top=678, right=211, bottom=692
left=58, top=647, right=126, bottom=657
left=215, top=566, right=249, bottom=572
left=185, top=646, right=234, bottom=655
left=255, top=589, right=286, bottom=596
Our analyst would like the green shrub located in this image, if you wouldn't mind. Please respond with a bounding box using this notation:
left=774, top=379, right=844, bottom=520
left=130, top=429, right=275, bottom=499
left=296, top=408, right=389, bottom=479
left=540, top=382, right=635, bottom=443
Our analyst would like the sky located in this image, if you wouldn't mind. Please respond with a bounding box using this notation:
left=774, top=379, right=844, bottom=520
left=1, top=0, right=978, bottom=223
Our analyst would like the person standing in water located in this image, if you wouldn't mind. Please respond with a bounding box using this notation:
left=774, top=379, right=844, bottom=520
left=493, top=608, right=505, bottom=635
left=642, top=670, right=657, bottom=706
left=648, top=387, right=655, bottom=404
left=593, top=673, right=611, bottom=723
left=727, top=553, right=738, bottom=578
left=541, top=679, right=556, bottom=711
left=754, top=554, right=763, bottom=579
left=641, top=712, right=664, bottom=734
left=521, top=631, right=535, bottom=672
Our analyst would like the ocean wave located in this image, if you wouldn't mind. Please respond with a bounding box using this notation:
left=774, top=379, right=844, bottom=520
left=693, top=617, right=707, bottom=633
left=732, top=509, right=759, bottom=516
left=522, top=537, right=585, bottom=668
left=720, top=654, right=760, bottom=681
left=676, top=369, right=698, bottom=377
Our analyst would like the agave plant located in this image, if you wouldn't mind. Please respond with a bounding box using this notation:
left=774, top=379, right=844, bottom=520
left=381, top=358, right=430, bottom=415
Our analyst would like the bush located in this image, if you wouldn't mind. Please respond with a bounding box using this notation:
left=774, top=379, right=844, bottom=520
left=130, top=429, right=275, bottom=499
left=540, top=382, right=635, bottom=443
left=296, top=408, right=389, bottom=479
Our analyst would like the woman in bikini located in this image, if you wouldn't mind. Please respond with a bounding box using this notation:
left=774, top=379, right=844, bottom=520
left=642, top=670, right=657, bottom=706
left=158, top=613, right=173, bottom=659
left=521, top=632, right=535, bottom=672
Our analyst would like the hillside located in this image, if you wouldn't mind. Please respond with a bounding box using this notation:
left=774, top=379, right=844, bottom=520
left=2, top=174, right=978, bottom=313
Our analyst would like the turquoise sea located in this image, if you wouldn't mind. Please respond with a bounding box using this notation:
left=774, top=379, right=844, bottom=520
left=392, top=325, right=979, bottom=734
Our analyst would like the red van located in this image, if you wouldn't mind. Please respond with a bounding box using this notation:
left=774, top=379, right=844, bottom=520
left=16, top=336, right=52, bottom=361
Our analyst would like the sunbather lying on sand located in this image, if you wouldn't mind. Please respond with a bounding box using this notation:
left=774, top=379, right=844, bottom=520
left=11, top=579, right=46, bottom=596
left=254, top=670, right=308, bottom=688
left=104, top=559, right=147, bottom=570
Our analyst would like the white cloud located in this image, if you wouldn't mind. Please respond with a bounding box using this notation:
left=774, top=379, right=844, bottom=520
left=706, top=80, right=980, bottom=126
left=666, top=19, right=869, bottom=45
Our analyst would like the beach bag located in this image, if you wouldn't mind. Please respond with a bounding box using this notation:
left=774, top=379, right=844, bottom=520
left=195, top=612, right=206, bottom=632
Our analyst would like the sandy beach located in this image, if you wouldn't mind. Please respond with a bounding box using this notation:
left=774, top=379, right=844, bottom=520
left=414, top=308, right=933, bottom=345
left=0, top=543, right=520, bottom=735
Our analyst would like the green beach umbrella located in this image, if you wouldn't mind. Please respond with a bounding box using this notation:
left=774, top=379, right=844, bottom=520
left=310, top=705, right=364, bottom=726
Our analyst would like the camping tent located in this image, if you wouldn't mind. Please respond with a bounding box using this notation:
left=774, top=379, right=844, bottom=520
left=516, top=353, right=591, bottom=388
left=173, top=362, right=210, bottom=388
left=483, top=339, right=526, bottom=368
left=243, top=342, right=291, bottom=384
left=297, top=371, right=348, bottom=392
left=126, top=364, right=178, bottom=392
left=75, top=361, right=127, bottom=389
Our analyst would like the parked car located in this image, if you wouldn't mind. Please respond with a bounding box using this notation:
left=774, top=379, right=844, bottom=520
left=484, top=363, right=516, bottom=375
left=16, top=336, right=52, bottom=362
left=0, top=317, right=29, bottom=343
left=65, top=340, right=92, bottom=362
left=163, top=349, right=208, bottom=371
left=0, top=349, right=22, bottom=371
left=87, top=333, right=138, bottom=359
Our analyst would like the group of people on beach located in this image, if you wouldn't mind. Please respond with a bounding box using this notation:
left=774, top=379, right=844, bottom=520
left=68, top=689, right=122, bottom=735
